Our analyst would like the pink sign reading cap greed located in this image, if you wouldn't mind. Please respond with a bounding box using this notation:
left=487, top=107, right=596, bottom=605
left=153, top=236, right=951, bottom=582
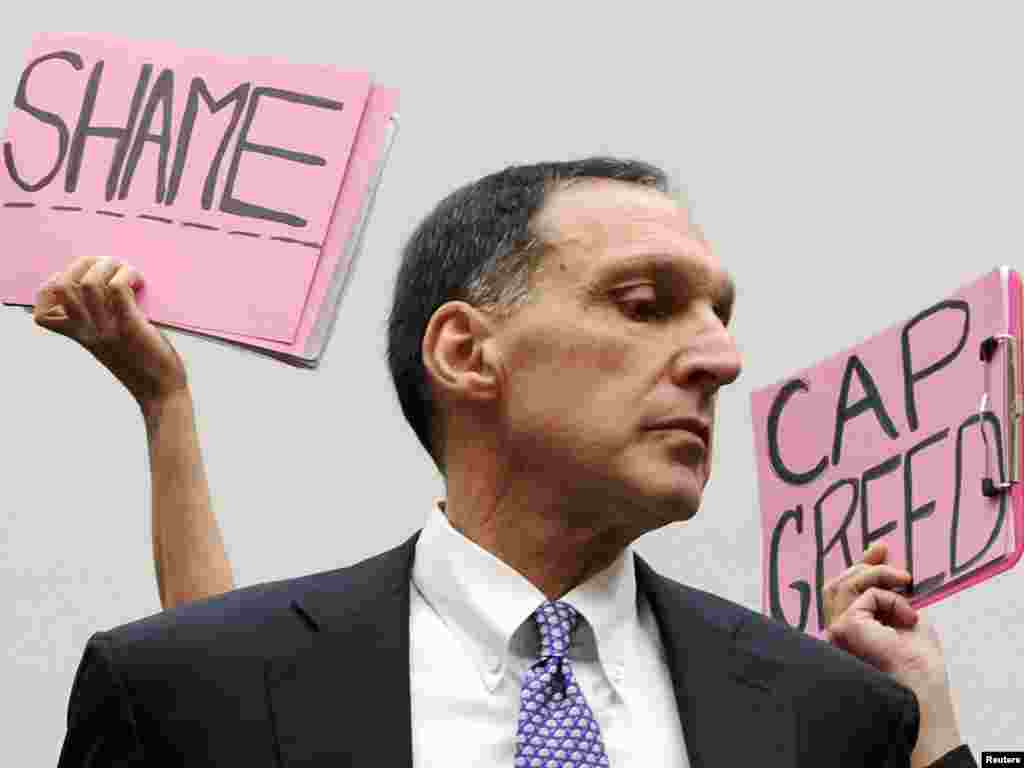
left=751, top=269, right=1022, bottom=637
left=0, top=32, right=371, bottom=341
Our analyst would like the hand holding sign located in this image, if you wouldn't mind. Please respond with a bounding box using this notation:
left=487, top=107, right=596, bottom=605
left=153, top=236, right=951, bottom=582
left=34, top=257, right=187, bottom=408
left=823, top=543, right=964, bottom=768
left=821, top=542, right=912, bottom=627
left=823, top=542, right=921, bottom=667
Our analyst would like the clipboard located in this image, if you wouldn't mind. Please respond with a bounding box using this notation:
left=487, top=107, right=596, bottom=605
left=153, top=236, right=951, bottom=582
left=750, top=266, right=1024, bottom=636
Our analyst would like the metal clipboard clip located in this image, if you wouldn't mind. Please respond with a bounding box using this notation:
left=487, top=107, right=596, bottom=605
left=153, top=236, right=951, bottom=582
left=979, top=334, right=1021, bottom=497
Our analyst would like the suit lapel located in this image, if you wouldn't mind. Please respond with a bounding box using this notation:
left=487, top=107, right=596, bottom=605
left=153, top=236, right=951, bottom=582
left=635, top=555, right=799, bottom=767
left=265, top=532, right=421, bottom=768
left=264, top=533, right=798, bottom=767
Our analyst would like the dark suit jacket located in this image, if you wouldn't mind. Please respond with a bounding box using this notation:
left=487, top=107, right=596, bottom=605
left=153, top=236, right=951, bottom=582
left=57, top=530, right=977, bottom=767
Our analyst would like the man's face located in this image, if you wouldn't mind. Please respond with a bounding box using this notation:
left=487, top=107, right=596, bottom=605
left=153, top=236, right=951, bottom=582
left=491, top=179, right=742, bottom=533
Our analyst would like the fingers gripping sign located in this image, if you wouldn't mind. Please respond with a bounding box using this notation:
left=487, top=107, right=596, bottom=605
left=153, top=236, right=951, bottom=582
left=36, top=256, right=120, bottom=340
left=821, top=542, right=913, bottom=628
left=822, top=542, right=924, bottom=671
left=824, top=584, right=922, bottom=674
left=79, top=258, right=123, bottom=340
left=35, top=260, right=93, bottom=332
left=33, top=256, right=188, bottom=407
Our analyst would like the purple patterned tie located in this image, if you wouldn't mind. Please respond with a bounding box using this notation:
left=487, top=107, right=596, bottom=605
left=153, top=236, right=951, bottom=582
left=514, top=601, right=610, bottom=768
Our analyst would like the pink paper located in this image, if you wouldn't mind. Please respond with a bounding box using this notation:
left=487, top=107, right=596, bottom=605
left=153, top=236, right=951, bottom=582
left=751, top=269, right=1017, bottom=636
left=0, top=32, right=371, bottom=341
left=169, top=87, right=399, bottom=356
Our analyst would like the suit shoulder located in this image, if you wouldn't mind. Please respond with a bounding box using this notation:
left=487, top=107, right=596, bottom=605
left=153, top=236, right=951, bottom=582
left=649, top=571, right=912, bottom=703
left=641, top=567, right=764, bottom=635
left=105, top=536, right=415, bottom=652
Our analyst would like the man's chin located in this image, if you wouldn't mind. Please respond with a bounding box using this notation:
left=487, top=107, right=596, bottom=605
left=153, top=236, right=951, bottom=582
left=626, top=472, right=704, bottom=527
left=581, top=457, right=705, bottom=529
left=661, top=493, right=701, bottom=524
left=650, top=454, right=705, bottom=494
left=660, top=466, right=707, bottom=519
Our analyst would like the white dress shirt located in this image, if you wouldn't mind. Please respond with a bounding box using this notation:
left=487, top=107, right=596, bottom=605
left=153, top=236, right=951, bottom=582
left=409, top=499, right=691, bottom=768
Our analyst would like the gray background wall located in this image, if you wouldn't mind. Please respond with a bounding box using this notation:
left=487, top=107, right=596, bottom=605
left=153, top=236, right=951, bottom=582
left=2, top=0, right=1020, bottom=761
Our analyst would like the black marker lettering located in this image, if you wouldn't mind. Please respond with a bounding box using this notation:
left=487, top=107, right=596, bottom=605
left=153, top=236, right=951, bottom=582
left=832, top=355, right=900, bottom=466
left=860, top=453, right=902, bottom=550
left=269, top=236, right=320, bottom=249
left=901, top=300, right=970, bottom=432
left=119, top=67, right=174, bottom=203
left=903, top=427, right=949, bottom=587
left=220, top=87, right=343, bottom=227
left=766, top=378, right=828, bottom=486
left=814, top=478, right=858, bottom=630
left=951, top=411, right=1008, bottom=576
left=3, top=51, right=83, bottom=192
left=66, top=61, right=151, bottom=199
left=768, top=505, right=810, bottom=631
left=165, top=78, right=250, bottom=208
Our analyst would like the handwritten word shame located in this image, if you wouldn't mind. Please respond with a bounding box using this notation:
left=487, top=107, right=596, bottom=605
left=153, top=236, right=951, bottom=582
left=764, top=298, right=1009, bottom=632
left=3, top=50, right=345, bottom=229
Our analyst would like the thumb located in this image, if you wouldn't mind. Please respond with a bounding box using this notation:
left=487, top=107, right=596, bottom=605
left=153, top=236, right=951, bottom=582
left=34, top=279, right=81, bottom=335
left=34, top=303, right=72, bottom=332
left=33, top=273, right=64, bottom=317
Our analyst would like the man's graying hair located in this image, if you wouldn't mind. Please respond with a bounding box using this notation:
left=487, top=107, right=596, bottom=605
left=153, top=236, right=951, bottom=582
left=386, top=157, right=676, bottom=476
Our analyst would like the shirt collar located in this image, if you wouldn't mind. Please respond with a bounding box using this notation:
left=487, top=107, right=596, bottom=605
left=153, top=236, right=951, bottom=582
left=412, top=499, right=638, bottom=693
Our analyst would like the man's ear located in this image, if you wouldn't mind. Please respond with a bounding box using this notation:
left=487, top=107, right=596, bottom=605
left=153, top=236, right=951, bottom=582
left=422, top=301, right=501, bottom=404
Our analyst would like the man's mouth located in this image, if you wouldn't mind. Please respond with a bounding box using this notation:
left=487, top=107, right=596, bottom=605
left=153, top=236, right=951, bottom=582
left=646, top=417, right=710, bottom=450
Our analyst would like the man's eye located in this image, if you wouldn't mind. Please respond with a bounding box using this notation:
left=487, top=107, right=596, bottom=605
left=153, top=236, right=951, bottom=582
left=714, top=303, right=731, bottom=326
left=620, top=297, right=665, bottom=321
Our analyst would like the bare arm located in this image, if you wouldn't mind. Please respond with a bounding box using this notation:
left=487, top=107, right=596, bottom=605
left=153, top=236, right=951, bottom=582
left=35, top=256, right=234, bottom=610
left=142, top=390, right=232, bottom=609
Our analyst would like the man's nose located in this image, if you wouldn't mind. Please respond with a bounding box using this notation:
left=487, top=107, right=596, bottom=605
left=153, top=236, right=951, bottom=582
left=671, top=312, right=743, bottom=391
left=699, top=328, right=742, bottom=390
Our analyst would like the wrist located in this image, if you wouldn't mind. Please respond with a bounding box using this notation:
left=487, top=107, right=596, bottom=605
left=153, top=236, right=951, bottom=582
left=906, top=678, right=963, bottom=768
left=140, top=387, right=194, bottom=432
left=911, top=725, right=963, bottom=768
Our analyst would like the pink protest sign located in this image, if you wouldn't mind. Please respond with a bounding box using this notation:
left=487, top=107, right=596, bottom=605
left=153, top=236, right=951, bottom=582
left=751, top=268, right=1024, bottom=637
left=0, top=32, right=371, bottom=341
left=170, top=86, right=399, bottom=359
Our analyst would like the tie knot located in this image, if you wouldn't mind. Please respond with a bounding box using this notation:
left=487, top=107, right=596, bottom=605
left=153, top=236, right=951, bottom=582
left=532, top=601, right=579, bottom=658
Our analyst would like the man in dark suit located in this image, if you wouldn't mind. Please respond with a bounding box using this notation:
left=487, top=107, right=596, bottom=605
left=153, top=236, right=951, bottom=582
left=42, top=158, right=976, bottom=766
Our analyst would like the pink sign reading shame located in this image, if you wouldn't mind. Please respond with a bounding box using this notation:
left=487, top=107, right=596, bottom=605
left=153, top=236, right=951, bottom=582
left=0, top=33, right=372, bottom=341
left=751, top=269, right=1024, bottom=637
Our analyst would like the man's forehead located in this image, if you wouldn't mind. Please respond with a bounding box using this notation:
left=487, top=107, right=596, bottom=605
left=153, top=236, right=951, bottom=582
left=534, top=178, right=712, bottom=273
left=537, top=178, right=691, bottom=240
